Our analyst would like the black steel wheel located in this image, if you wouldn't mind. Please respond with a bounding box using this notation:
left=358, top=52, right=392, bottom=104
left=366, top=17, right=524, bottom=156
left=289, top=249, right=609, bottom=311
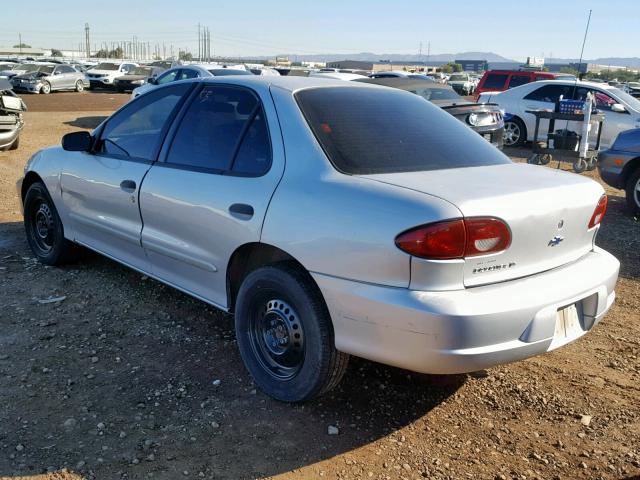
left=235, top=264, right=349, bottom=402
left=23, top=182, right=75, bottom=265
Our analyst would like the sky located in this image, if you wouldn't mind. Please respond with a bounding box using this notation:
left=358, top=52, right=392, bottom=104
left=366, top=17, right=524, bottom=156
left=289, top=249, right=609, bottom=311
left=1, top=0, right=638, bottom=60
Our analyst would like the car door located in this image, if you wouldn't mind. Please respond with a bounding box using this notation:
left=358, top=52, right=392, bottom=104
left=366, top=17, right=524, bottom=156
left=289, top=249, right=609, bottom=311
left=57, top=65, right=76, bottom=89
left=60, top=83, right=191, bottom=271
left=521, top=83, right=575, bottom=140
left=49, top=66, right=66, bottom=90
left=139, top=83, right=285, bottom=308
left=572, top=87, right=637, bottom=148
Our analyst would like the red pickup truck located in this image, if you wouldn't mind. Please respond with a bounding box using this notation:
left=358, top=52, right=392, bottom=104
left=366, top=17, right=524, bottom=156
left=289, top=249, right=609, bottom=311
left=474, top=70, right=576, bottom=100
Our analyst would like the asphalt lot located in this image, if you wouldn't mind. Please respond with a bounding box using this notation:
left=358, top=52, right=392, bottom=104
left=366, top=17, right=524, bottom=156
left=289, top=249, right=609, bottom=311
left=0, top=90, right=639, bottom=480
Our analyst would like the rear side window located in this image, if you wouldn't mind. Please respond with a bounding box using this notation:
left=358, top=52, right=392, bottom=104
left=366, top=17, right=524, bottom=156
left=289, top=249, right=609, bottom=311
left=98, top=83, right=190, bottom=160
left=524, top=84, right=574, bottom=103
left=482, top=74, right=508, bottom=90
left=167, top=85, right=271, bottom=175
left=295, top=87, right=510, bottom=175
left=508, top=75, right=530, bottom=88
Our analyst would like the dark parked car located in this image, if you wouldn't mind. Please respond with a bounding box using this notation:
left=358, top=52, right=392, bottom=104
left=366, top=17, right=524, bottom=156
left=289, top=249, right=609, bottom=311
left=598, top=128, right=640, bottom=214
left=357, top=77, right=504, bottom=148
left=0, top=78, right=26, bottom=150
left=114, top=66, right=164, bottom=93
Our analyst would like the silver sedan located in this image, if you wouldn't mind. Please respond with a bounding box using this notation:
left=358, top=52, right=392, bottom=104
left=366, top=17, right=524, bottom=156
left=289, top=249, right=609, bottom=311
left=17, top=77, right=619, bottom=402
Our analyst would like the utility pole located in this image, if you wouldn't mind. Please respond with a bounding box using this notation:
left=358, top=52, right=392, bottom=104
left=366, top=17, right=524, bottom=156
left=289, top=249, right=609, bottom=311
left=198, top=23, right=201, bottom=61
left=18, top=33, right=22, bottom=55
left=85, top=23, right=90, bottom=58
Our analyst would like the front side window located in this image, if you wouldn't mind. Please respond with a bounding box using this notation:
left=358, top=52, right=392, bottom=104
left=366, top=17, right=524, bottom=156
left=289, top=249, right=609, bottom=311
left=98, top=83, right=189, bottom=160
left=156, top=69, right=179, bottom=85
left=296, top=87, right=510, bottom=175
left=482, top=74, right=508, bottom=90
left=166, top=85, right=267, bottom=173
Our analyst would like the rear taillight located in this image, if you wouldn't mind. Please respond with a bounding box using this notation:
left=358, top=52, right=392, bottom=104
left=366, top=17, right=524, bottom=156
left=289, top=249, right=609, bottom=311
left=588, top=195, right=608, bottom=229
left=395, top=217, right=511, bottom=260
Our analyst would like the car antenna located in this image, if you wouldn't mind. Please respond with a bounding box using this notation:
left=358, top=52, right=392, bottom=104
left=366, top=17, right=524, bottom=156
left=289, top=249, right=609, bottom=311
left=570, top=9, right=592, bottom=103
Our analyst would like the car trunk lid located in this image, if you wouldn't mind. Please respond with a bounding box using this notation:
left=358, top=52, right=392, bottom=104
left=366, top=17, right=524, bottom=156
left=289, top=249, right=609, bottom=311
left=362, top=163, right=604, bottom=287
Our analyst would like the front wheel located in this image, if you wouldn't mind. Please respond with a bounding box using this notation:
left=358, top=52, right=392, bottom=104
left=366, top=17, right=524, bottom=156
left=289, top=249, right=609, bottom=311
left=503, top=117, right=526, bottom=147
left=75, top=80, right=85, bottom=92
left=625, top=168, right=640, bottom=215
left=40, top=82, right=51, bottom=94
left=23, top=182, right=75, bottom=265
left=235, top=264, right=349, bottom=402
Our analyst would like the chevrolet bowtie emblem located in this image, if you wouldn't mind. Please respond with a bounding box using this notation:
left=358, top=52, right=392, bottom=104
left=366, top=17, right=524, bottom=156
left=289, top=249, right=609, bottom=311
left=548, top=235, right=565, bottom=247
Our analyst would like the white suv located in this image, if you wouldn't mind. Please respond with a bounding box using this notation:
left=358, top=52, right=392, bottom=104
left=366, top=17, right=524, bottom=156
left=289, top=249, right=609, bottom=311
left=87, top=62, right=138, bottom=89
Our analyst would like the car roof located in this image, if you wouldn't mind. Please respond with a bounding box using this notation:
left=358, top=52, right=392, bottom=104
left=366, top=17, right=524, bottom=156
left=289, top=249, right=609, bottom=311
left=178, top=75, right=382, bottom=93
left=533, top=79, right=617, bottom=90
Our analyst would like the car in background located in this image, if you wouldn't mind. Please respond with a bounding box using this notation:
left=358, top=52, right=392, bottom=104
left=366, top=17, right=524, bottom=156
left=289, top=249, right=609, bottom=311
left=249, top=67, right=281, bottom=76
left=474, top=70, right=576, bottom=100
left=11, top=64, right=89, bottom=94
left=86, top=62, right=138, bottom=89
left=447, top=73, right=476, bottom=96
left=624, top=82, right=640, bottom=98
left=358, top=77, right=504, bottom=148
left=598, top=128, right=640, bottom=214
left=0, top=78, right=26, bottom=150
left=478, top=80, right=640, bottom=148
left=114, top=66, right=164, bottom=93
left=131, top=64, right=252, bottom=99
left=0, top=63, right=40, bottom=80
left=18, top=76, right=619, bottom=402
left=309, top=71, right=366, bottom=81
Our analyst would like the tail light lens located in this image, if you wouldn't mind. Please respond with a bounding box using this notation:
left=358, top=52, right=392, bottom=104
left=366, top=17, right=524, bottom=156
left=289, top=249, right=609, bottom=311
left=588, top=195, right=608, bottom=229
left=395, top=217, right=511, bottom=260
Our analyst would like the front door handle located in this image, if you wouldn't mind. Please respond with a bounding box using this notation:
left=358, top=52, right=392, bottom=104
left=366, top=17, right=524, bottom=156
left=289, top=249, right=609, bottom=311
left=120, top=179, right=137, bottom=192
left=229, top=203, right=254, bottom=220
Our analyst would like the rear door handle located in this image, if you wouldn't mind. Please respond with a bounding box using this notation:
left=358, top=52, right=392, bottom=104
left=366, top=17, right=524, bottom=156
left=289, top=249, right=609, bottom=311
left=120, top=179, right=137, bottom=192
left=229, top=203, right=254, bottom=220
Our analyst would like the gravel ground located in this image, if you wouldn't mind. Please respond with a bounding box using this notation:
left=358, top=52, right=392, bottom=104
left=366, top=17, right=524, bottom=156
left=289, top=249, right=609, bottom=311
left=0, top=92, right=639, bottom=480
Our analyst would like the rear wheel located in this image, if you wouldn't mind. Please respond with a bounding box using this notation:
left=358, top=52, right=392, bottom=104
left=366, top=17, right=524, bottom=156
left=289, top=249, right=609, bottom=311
left=75, top=80, right=84, bottom=92
left=40, top=82, right=51, bottom=94
left=625, top=168, right=640, bottom=215
left=503, top=117, right=526, bottom=147
left=235, top=264, right=349, bottom=402
left=23, top=182, right=75, bottom=265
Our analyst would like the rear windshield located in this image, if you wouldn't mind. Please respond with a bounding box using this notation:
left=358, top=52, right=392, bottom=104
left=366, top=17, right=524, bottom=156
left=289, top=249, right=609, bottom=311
left=482, top=73, right=508, bottom=89
left=295, top=87, right=510, bottom=175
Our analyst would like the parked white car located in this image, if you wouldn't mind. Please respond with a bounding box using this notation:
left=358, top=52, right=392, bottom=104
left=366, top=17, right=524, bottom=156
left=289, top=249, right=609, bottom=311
left=86, top=62, right=138, bottom=89
left=479, top=80, right=640, bottom=148
left=447, top=73, right=476, bottom=96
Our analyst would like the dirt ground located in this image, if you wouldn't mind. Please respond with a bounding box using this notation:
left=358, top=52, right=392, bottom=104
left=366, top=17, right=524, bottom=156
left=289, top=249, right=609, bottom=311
left=0, top=91, right=639, bottom=480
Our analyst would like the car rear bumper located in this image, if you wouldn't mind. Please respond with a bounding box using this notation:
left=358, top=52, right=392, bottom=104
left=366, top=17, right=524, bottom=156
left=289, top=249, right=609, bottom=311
left=313, top=247, right=619, bottom=374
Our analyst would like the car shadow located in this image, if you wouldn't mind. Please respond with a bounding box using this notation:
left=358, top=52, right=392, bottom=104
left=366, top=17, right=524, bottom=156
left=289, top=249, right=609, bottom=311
left=63, top=116, right=108, bottom=129
left=0, top=221, right=466, bottom=479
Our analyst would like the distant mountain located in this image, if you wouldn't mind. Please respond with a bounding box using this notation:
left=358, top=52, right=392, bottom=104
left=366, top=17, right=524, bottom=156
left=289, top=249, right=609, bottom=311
left=247, top=51, right=517, bottom=64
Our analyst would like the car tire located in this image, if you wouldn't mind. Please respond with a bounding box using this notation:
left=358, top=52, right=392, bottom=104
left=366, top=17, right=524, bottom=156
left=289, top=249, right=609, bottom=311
left=235, top=263, right=349, bottom=402
left=23, top=182, right=76, bottom=266
left=625, top=168, right=640, bottom=215
left=75, top=81, right=84, bottom=92
left=503, top=117, right=526, bottom=147
left=40, top=82, right=51, bottom=94
left=9, top=135, right=19, bottom=150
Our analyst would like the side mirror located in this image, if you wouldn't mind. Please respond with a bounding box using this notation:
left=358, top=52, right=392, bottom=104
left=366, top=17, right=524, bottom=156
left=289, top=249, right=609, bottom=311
left=611, top=103, right=627, bottom=113
left=148, top=77, right=157, bottom=85
left=53, top=71, right=61, bottom=75
left=62, top=131, right=92, bottom=152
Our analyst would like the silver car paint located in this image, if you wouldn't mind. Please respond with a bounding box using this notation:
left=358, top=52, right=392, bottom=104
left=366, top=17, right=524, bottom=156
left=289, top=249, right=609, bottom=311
left=19, top=76, right=620, bottom=375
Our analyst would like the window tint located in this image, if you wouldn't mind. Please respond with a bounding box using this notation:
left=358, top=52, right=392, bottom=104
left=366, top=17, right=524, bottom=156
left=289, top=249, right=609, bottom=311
left=157, top=69, right=179, bottom=84
left=508, top=75, right=529, bottom=88
left=296, top=87, right=510, bottom=175
left=166, top=86, right=259, bottom=171
left=524, top=84, right=574, bottom=103
left=98, top=83, right=189, bottom=160
left=482, top=74, right=508, bottom=89
left=178, top=69, right=199, bottom=80
left=57, top=65, right=75, bottom=74
left=232, top=108, right=272, bottom=175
